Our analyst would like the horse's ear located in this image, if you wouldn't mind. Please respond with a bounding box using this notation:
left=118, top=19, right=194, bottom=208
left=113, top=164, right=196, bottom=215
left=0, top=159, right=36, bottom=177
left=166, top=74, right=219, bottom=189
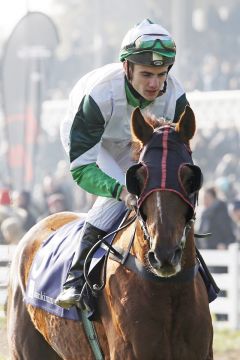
left=175, top=105, right=196, bottom=143
left=131, top=107, right=154, bottom=145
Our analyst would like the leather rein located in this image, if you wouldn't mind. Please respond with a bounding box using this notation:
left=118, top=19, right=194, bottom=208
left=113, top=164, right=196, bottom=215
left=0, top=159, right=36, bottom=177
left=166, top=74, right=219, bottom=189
left=83, top=207, right=206, bottom=296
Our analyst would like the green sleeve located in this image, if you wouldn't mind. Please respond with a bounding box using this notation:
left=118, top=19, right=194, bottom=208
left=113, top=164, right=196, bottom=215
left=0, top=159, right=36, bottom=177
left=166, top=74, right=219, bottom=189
left=70, top=95, right=105, bottom=163
left=173, top=93, right=189, bottom=122
left=71, top=163, right=123, bottom=200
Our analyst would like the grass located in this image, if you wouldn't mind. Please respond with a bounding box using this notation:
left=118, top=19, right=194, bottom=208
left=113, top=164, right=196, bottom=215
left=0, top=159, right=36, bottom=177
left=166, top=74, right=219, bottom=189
left=0, top=316, right=6, bottom=328
left=0, top=315, right=240, bottom=359
left=213, top=329, right=240, bottom=352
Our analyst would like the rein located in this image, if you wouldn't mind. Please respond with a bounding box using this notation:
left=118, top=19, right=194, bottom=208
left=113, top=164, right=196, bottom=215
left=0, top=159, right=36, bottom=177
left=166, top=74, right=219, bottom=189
left=82, top=210, right=136, bottom=294
left=83, top=207, right=203, bottom=297
left=112, top=209, right=200, bottom=284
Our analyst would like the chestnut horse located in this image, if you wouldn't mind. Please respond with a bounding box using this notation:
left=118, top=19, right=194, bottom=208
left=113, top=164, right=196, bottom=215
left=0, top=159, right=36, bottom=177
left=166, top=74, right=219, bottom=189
left=7, top=106, right=213, bottom=360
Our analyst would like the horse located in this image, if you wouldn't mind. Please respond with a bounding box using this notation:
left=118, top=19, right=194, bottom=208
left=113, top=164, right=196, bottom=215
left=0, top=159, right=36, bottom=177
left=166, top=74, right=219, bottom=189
left=7, top=105, right=213, bottom=360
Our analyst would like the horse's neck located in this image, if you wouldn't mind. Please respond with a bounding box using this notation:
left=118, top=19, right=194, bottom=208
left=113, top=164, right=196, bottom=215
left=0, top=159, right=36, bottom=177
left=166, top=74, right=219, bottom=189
left=113, top=216, right=146, bottom=263
left=132, top=221, right=150, bottom=265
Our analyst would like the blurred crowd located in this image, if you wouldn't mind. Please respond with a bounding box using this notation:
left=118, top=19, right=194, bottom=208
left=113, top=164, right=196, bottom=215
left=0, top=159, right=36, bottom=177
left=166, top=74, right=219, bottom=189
left=0, top=153, right=240, bottom=250
left=178, top=4, right=240, bottom=92
left=193, top=123, right=240, bottom=250
left=39, top=3, right=240, bottom=99
left=0, top=160, right=96, bottom=245
left=195, top=186, right=240, bottom=250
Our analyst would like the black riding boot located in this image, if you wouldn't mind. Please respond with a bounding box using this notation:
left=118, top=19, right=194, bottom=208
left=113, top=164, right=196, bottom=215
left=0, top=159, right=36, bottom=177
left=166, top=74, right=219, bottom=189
left=55, top=222, right=106, bottom=309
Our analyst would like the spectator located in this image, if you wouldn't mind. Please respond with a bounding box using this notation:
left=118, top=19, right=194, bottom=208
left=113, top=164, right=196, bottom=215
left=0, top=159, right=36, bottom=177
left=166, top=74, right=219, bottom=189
left=0, top=188, right=26, bottom=244
left=1, top=217, right=25, bottom=244
left=197, top=187, right=235, bottom=249
left=230, top=199, right=240, bottom=243
left=33, top=174, right=67, bottom=217
left=11, top=190, right=37, bottom=231
left=46, top=193, right=68, bottom=215
left=37, top=192, right=69, bottom=221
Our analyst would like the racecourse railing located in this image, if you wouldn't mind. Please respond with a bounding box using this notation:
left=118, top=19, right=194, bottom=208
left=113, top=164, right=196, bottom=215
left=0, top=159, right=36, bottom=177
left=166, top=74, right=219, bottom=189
left=0, top=243, right=239, bottom=329
left=202, top=243, right=240, bottom=330
left=0, top=244, right=16, bottom=316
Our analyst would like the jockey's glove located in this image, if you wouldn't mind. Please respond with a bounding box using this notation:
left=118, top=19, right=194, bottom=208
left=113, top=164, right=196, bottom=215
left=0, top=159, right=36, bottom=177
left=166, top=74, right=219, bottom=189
left=119, top=186, right=138, bottom=209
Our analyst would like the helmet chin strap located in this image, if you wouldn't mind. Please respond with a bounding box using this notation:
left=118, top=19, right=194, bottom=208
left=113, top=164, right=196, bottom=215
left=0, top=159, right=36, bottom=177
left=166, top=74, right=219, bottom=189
left=125, top=60, right=131, bottom=81
left=158, top=80, right=167, bottom=96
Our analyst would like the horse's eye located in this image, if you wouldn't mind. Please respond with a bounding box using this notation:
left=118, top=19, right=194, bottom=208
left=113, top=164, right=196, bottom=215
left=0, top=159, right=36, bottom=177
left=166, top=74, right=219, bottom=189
left=186, top=176, right=197, bottom=194
left=126, top=164, right=144, bottom=196
left=181, top=165, right=203, bottom=195
left=136, top=167, right=147, bottom=190
left=136, top=172, right=143, bottom=185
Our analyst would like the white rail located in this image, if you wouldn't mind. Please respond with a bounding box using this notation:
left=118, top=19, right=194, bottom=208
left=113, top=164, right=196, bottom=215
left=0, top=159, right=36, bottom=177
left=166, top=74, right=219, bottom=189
left=0, top=243, right=239, bottom=329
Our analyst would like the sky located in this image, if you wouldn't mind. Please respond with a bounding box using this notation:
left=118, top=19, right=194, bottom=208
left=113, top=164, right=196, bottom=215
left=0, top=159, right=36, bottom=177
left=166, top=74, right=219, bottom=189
left=0, top=0, right=53, bottom=39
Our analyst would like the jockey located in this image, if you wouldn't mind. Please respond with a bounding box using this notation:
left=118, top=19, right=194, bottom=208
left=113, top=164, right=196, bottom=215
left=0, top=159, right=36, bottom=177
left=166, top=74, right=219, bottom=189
left=55, top=19, right=189, bottom=309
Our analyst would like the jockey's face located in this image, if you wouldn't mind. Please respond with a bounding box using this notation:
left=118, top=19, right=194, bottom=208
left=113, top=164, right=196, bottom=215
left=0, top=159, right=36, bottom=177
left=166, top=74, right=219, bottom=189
left=124, top=62, right=168, bottom=101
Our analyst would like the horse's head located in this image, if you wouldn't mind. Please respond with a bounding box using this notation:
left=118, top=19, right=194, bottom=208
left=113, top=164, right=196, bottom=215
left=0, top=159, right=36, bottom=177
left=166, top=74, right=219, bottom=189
left=126, top=106, right=203, bottom=278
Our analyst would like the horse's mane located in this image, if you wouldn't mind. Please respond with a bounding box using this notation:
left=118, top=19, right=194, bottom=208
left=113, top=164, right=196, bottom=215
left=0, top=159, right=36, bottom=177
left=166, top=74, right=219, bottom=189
left=131, top=112, right=176, bottom=161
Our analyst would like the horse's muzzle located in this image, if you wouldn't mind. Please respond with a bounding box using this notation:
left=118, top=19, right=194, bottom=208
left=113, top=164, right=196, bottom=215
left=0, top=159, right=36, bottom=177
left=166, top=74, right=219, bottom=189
left=148, top=245, right=182, bottom=277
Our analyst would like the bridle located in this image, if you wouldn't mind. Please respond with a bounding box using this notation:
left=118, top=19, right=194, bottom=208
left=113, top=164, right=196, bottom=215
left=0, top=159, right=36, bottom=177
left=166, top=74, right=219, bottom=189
left=83, top=125, right=205, bottom=296
left=136, top=205, right=196, bottom=252
left=81, top=204, right=199, bottom=304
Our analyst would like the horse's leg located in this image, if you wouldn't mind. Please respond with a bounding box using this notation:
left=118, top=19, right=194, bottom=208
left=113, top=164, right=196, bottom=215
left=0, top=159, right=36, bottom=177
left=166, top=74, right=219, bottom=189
left=206, top=335, right=213, bottom=360
left=7, top=284, right=62, bottom=360
left=97, top=289, right=135, bottom=360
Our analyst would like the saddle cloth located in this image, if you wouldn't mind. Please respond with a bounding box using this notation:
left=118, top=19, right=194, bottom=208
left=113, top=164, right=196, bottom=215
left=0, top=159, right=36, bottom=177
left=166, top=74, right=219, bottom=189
left=25, top=212, right=126, bottom=321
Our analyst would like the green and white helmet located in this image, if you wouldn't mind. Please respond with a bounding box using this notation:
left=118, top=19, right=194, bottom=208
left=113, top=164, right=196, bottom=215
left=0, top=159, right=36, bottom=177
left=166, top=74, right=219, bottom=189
left=119, top=19, right=176, bottom=67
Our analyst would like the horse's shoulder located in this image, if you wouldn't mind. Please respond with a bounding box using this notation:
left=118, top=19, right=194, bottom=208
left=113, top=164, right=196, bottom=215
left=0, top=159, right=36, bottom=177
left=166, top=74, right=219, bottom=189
left=114, top=212, right=136, bottom=245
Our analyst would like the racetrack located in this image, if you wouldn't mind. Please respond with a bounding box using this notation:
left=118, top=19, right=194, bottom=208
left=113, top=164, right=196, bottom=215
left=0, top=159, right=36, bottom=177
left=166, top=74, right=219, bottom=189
left=0, top=317, right=239, bottom=360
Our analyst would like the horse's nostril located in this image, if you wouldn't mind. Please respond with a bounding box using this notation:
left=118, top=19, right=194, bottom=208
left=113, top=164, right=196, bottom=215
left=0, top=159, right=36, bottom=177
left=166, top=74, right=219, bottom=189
left=148, top=251, right=159, bottom=267
left=148, top=246, right=182, bottom=269
left=171, top=247, right=182, bottom=267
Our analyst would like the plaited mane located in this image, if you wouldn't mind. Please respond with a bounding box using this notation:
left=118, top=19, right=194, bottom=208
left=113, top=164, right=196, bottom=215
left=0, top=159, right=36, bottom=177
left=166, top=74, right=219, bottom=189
left=131, top=112, right=176, bottom=161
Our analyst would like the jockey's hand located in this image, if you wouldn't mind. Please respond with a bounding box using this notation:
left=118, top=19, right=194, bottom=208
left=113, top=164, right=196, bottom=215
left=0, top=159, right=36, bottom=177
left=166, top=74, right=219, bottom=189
left=119, top=186, right=137, bottom=209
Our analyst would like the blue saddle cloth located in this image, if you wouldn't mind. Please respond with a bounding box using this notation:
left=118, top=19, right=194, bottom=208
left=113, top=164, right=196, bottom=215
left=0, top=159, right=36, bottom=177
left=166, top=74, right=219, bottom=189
left=25, top=213, right=218, bottom=321
left=25, top=219, right=84, bottom=320
left=25, top=213, right=126, bottom=321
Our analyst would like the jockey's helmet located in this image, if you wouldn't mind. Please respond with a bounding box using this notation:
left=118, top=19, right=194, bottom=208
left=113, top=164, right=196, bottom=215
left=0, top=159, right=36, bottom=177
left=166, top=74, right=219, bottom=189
left=119, top=19, right=176, bottom=67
